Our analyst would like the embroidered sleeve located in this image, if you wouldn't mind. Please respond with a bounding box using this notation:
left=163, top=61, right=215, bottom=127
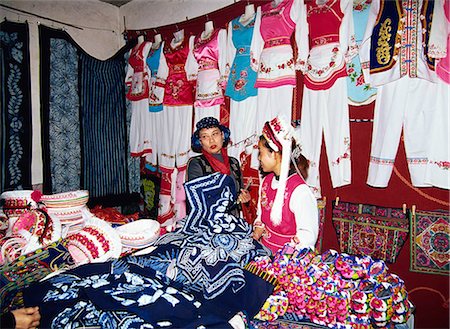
left=155, top=43, right=168, bottom=86
left=185, top=35, right=199, bottom=81
left=249, top=6, right=263, bottom=72
left=125, top=55, right=134, bottom=88
left=226, top=20, right=236, bottom=80
left=289, top=184, right=319, bottom=249
left=359, top=0, right=381, bottom=85
left=341, top=0, right=358, bottom=62
left=218, top=28, right=229, bottom=88
left=428, top=0, right=448, bottom=59
left=254, top=174, right=265, bottom=226
left=293, top=0, right=309, bottom=72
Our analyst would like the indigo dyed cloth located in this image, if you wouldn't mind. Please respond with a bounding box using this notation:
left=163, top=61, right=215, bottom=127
left=0, top=21, right=32, bottom=192
left=39, top=25, right=139, bottom=202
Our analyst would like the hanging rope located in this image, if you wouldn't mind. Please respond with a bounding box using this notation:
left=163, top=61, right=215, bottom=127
left=393, top=166, right=450, bottom=207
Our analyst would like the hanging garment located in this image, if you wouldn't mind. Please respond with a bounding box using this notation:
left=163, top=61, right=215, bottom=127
left=359, top=0, right=446, bottom=87
left=226, top=10, right=260, bottom=161
left=362, top=0, right=449, bottom=188
left=300, top=0, right=355, bottom=194
left=158, top=37, right=194, bottom=171
left=126, top=41, right=153, bottom=158
left=250, top=0, right=308, bottom=134
left=144, top=43, right=167, bottom=166
left=303, top=0, right=357, bottom=90
left=367, top=77, right=449, bottom=188
left=187, top=29, right=228, bottom=125
left=346, top=0, right=377, bottom=105
left=125, top=41, right=152, bottom=101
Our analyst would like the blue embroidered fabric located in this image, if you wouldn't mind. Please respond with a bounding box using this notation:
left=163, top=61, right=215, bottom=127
left=225, top=16, right=258, bottom=101
left=22, top=173, right=274, bottom=328
left=151, top=173, right=270, bottom=299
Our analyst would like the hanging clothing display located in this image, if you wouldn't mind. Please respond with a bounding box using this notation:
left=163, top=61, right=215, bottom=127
left=360, top=0, right=449, bottom=188
left=250, top=0, right=308, bottom=134
left=300, top=0, right=356, bottom=195
left=346, top=0, right=377, bottom=105
left=225, top=9, right=260, bottom=161
left=158, top=36, right=195, bottom=172
left=187, top=28, right=228, bottom=125
left=145, top=43, right=167, bottom=166
left=359, top=0, right=446, bottom=86
left=126, top=40, right=153, bottom=158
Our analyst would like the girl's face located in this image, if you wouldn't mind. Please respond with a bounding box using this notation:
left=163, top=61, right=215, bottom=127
left=199, top=127, right=224, bottom=154
left=258, top=139, right=278, bottom=173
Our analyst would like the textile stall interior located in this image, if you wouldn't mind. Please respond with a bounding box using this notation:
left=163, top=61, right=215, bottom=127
left=0, top=0, right=449, bottom=328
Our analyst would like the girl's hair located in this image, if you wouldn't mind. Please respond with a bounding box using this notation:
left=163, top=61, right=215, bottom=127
left=259, top=135, right=309, bottom=179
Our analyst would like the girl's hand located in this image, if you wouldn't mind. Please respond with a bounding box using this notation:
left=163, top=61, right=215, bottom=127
left=238, top=189, right=251, bottom=204
left=252, top=226, right=265, bottom=240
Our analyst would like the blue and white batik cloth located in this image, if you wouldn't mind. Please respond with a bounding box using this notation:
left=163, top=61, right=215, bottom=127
left=22, top=173, right=273, bottom=328
left=150, top=172, right=270, bottom=299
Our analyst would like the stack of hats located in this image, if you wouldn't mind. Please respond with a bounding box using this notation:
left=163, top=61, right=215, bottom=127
left=41, top=190, right=89, bottom=236
left=0, top=190, right=61, bottom=264
left=115, top=219, right=161, bottom=251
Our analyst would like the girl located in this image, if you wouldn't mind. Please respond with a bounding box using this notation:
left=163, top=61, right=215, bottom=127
left=252, top=116, right=318, bottom=253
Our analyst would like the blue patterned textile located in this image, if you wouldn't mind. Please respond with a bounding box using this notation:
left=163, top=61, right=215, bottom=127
left=0, top=21, right=32, bottom=192
left=39, top=26, right=140, bottom=201
left=80, top=52, right=129, bottom=198
left=23, top=249, right=274, bottom=328
left=151, top=173, right=270, bottom=299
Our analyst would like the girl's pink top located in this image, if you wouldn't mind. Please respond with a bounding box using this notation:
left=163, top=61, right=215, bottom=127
left=260, top=173, right=306, bottom=253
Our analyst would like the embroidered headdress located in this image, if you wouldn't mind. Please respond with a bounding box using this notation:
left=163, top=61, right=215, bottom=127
left=261, top=115, right=302, bottom=226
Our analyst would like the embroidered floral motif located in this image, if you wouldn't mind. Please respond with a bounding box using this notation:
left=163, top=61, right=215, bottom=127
left=332, top=137, right=351, bottom=165
left=354, top=0, right=372, bottom=11
left=370, top=156, right=395, bottom=165
left=168, top=79, right=184, bottom=99
left=430, top=161, right=450, bottom=170
left=347, top=62, right=372, bottom=89
left=407, top=157, right=428, bottom=165
left=307, top=47, right=339, bottom=77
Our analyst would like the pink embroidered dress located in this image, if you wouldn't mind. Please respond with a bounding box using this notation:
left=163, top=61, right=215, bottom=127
left=250, top=0, right=308, bottom=88
left=303, top=0, right=357, bottom=90
left=256, top=173, right=318, bottom=254
left=161, top=38, right=195, bottom=106
left=125, top=41, right=151, bottom=101
left=187, top=28, right=228, bottom=108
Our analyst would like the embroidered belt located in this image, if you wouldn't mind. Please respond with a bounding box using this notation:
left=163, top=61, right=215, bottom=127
left=199, top=60, right=218, bottom=71
left=311, top=35, right=339, bottom=47
left=264, top=37, right=290, bottom=48
left=172, top=63, right=185, bottom=73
